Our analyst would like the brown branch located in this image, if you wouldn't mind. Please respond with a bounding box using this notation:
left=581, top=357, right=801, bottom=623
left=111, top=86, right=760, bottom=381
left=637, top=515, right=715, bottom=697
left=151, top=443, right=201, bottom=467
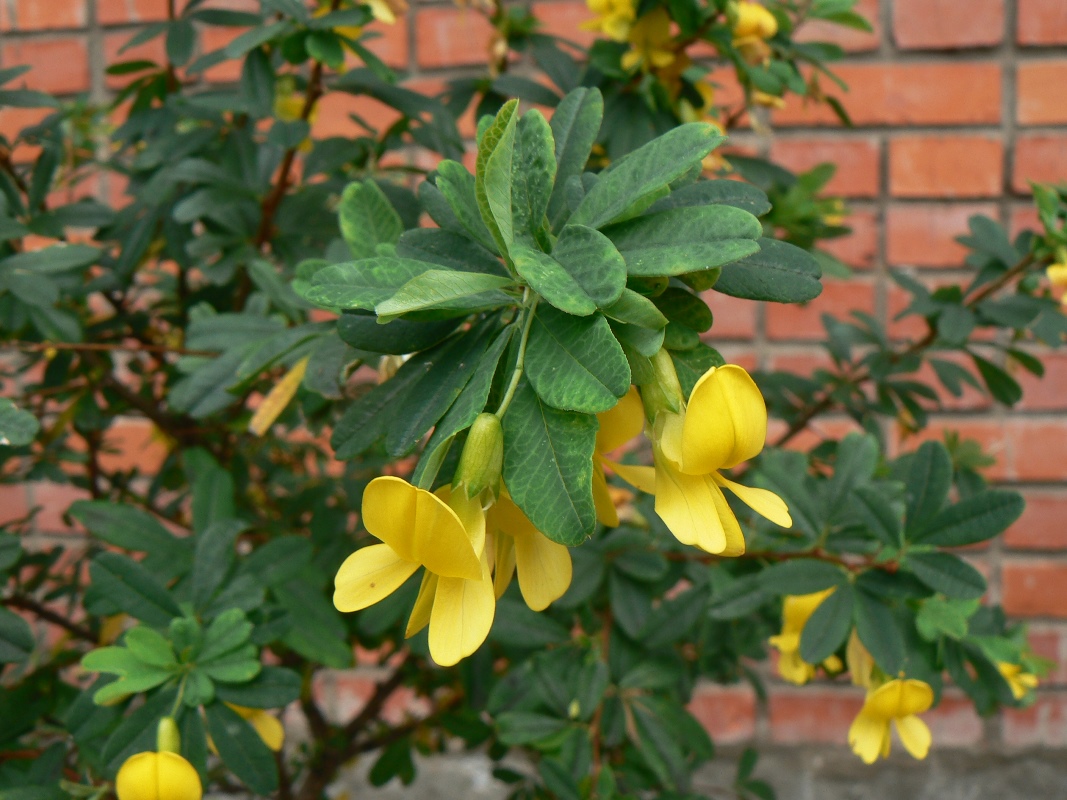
left=771, top=253, right=1040, bottom=449
left=6, top=593, right=96, bottom=643
left=5, top=340, right=216, bottom=357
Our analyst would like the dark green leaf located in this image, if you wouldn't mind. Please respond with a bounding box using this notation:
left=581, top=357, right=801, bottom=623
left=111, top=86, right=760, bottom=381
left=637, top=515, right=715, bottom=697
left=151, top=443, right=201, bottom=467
left=90, top=553, right=181, bottom=626
left=338, top=180, right=403, bottom=259
left=0, top=607, right=34, bottom=663
left=548, top=87, right=603, bottom=228
left=853, top=590, right=905, bottom=674
left=205, top=702, right=279, bottom=794
left=798, top=582, right=854, bottom=664
left=912, top=490, right=1024, bottom=547
left=758, top=559, right=848, bottom=595
left=905, top=552, right=986, bottom=600
left=715, top=238, right=822, bottom=303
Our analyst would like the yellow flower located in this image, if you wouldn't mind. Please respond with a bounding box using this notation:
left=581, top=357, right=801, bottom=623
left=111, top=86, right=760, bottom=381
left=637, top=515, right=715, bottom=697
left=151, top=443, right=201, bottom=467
left=582, top=0, right=636, bottom=41
left=751, top=90, right=785, bottom=109
left=621, top=9, right=676, bottom=72
left=229, top=705, right=285, bottom=751
left=487, top=491, right=572, bottom=611
left=617, top=356, right=791, bottom=555
left=116, top=752, right=202, bottom=800
left=768, top=588, right=835, bottom=685
left=732, top=1, right=777, bottom=64
left=848, top=678, right=934, bottom=764
left=592, top=386, right=646, bottom=527
left=366, top=0, right=405, bottom=25
left=679, top=80, right=716, bottom=123
left=1047, top=263, right=1067, bottom=288
left=847, top=629, right=876, bottom=687
left=334, top=476, right=495, bottom=667
left=997, top=662, right=1039, bottom=700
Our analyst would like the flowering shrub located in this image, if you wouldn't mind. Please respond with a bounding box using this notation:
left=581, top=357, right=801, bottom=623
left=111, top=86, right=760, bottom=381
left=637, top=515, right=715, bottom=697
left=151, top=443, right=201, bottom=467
left=1, top=1, right=1065, bottom=799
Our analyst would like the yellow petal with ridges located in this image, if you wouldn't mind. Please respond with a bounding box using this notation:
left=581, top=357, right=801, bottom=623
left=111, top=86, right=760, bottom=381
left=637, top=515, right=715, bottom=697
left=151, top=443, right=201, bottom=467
left=681, top=364, right=768, bottom=473
left=592, top=459, right=620, bottom=527
left=707, top=476, right=747, bottom=556
left=713, top=473, right=792, bottom=528
left=596, top=386, right=645, bottom=454
left=865, top=679, right=934, bottom=719
left=361, top=477, right=480, bottom=580
left=603, top=457, right=657, bottom=495
left=116, top=751, right=203, bottom=800
left=513, top=525, right=572, bottom=611
left=406, top=570, right=437, bottom=638
left=428, top=551, right=495, bottom=667
left=848, top=710, right=890, bottom=765
left=894, top=715, right=932, bottom=760
left=437, top=485, right=486, bottom=557
left=653, top=451, right=729, bottom=553
left=493, top=532, right=516, bottom=599
left=333, top=543, right=419, bottom=612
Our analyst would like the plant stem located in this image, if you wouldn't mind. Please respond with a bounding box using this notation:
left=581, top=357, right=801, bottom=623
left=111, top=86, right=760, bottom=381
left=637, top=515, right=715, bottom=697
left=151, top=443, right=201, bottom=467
left=494, top=290, right=537, bottom=419
left=6, top=594, right=96, bottom=642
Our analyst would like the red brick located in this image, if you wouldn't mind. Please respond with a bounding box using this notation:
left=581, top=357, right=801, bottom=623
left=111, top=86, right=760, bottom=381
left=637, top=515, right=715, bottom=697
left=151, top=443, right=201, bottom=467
left=532, top=1, right=600, bottom=48
left=1014, top=135, right=1067, bottom=193
left=1018, top=0, right=1067, bottom=45
left=765, top=278, right=876, bottom=341
left=1017, top=352, right=1067, bottom=412
left=687, top=683, right=756, bottom=744
left=771, top=136, right=880, bottom=198
left=0, top=106, right=52, bottom=158
left=772, top=416, right=868, bottom=452
left=1018, top=62, right=1067, bottom=125
left=924, top=693, right=985, bottom=746
left=766, top=348, right=835, bottom=376
left=774, top=63, right=1001, bottom=127
left=769, top=688, right=865, bottom=744
left=1026, top=624, right=1067, bottom=685
left=98, top=418, right=170, bottom=474
left=1010, top=204, right=1041, bottom=238
left=796, top=0, right=880, bottom=53
left=8, top=0, right=87, bottom=30
left=704, top=290, right=756, bottom=340
left=28, top=482, right=91, bottom=535
left=198, top=24, right=245, bottom=83
left=0, top=484, right=30, bottom=527
left=824, top=209, right=878, bottom=269
left=1003, top=560, right=1067, bottom=617
left=893, top=0, right=1004, bottom=49
left=313, top=91, right=402, bottom=139
left=98, top=0, right=169, bottom=25
left=1006, top=420, right=1067, bottom=481
left=350, top=18, right=410, bottom=70
left=889, top=136, right=1003, bottom=198
left=414, top=7, right=497, bottom=70
left=0, top=37, right=90, bottom=95
left=1003, top=694, right=1067, bottom=747
left=1005, top=490, right=1067, bottom=551
left=886, top=203, right=999, bottom=267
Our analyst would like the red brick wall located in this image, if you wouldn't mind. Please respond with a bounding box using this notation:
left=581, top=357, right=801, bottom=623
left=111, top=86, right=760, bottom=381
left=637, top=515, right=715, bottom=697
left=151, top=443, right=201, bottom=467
left=2, top=0, right=1066, bottom=758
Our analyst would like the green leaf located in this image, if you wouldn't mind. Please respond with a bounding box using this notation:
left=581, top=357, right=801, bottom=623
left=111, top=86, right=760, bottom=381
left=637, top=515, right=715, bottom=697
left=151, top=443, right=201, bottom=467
left=852, top=485, right=904, bottom=548
left=551, top=224, right=627, bottom=307
left=435, top=160, right=499, bottom=253
left=758, top=559, right=848, bottom=595
left=395, top=228, right=508, bottom=277
left=547, top=87, right=603, bottom=228
left=569, top=122, right=722, bottom=229
left=912, top=490, right=1024, bottom=547
left=902, top=441, right=953, bottom=533
left=937, top=304, right=975, bottom=346
left=525, top=306, right=630, bottom=413
left=240, top=48, right=275, bottom=118
left=512, top=246, right=596, bottom=316
left=168, top=348, right=248, bottom=418
left=90, top=553, right=181, bottom=626
left=496, top=712, right=571, bottom=746
left=603, top=289, right=668, bottom=330
left=972, top=353, right=1022, bottom=406
left=306, top=30, right=345, bottom=68
left=237, top=536, right=314, bottom=587
left=905, top=552, right=986, bottom=600
left=191, top=519, right=248, bottom=609
left=166, top=19, right=197, bottom=66
left=502, top=379, right=597, bottom=545
left=604, top=205, right=761, bottom=277
left=648, top=178, right=771, bottom=217
left=338, top=180, right=403, bottom=259
left=714, top=238, right=822, bottom=303
left=511, top=110, right=557, bottom=243
left=798, top=582, right=854, bottom=664
left=205, top=702, right=279, bottom=795
left=301, top=257, right=436, bottom=310
left=0, top=244, right=100, bottom=274
left=0, top=532, right=21, bottom=571
left=124, top=627, right=177, bottom=668
left=214, top=666, right=301, bottom=708
left=853, top=590, right=905, bottom=674
left=0, top=607, right=34, bottom=663
left=475, top=99, right=520, bottom=252
left=916, top=597, right=978, bottom=641
left=670, top=344, right=724, bottom=397
left=199, top=608, right=254, bottom=663
left=0, top=398, right=39, bottom=447
left=376, top=270, right=515, bottom=320
left=81, top=647, right=174, bottom=705
left=337, top=310, right=460, bottom=355
left=186, top=450, right=236, bottom=533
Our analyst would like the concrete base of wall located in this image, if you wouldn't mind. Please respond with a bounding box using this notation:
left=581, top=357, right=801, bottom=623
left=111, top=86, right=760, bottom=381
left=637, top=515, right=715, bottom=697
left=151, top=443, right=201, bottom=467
left=332, top=746, right=1067, bottom=800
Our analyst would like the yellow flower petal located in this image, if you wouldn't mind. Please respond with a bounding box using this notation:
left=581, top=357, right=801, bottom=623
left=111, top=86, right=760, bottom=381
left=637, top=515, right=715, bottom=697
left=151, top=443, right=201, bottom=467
left=428, top=552, right=496, bottom=667
left=248, top=356, right=309, bottom=436
left=713, top=472, right=792, bottom=528
left=592, top=458, right=621, bottom=527
left=333, top=543, right=419, bottom=613
left=116, top=751, right=203, bottom=800
left=492, top=531, right=516, bottom=599
left=604, top=456, right=657, bottom=495
left=652, top=451, right=740, bottom=554
left=865, top=679, right=934, bottom=719
left=361, top=477, right=481, bottom=580
left=775, top=648, right=815, bottom=685
left=681, top=364, right=768, bottom=473
left=894, top=715, right=932, bottom=760
left=1046, top=263, right=1067, bottom=287
left=733, top=1, right=778, bottom=40
left=405, top=570, right=437, bottom=637
left=512, top=526, right=572, bottom=612
left=847, top=630, right=876, bottom=687
left=230, top=707, right=284, bottom=752
left=780, top=589, right=834, bottom=635
left=596, top=386, right=644, bottom=454
left=848, top=710, right=890, bottom=765
left=436, top=484, right=486, bottom=557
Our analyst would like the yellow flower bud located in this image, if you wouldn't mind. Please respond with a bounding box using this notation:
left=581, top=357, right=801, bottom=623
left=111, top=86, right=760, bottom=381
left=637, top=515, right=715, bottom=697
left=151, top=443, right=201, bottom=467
left=455, top=413, right=504, bottom=499
left=116, top=752, right=202, bottom=800
left=156, top=717, right=181, bottom=754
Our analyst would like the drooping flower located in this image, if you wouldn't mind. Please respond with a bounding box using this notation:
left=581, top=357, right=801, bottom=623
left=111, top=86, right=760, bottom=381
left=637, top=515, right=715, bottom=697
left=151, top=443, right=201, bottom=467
left=116, top=753, right=202, bottom=800
left=621, top=8, right=676, bottom=72
left=997, top=662, right=1039, bottom=700
left=732, top=1, right=777, bottom=64
left=334, top=477, right=494, bottom=667
left=848, top=678, right=934, bottom=764
left=487, top=491, right=572, bottom=611
left=617, top=353, right=791, bottom=555
left=768, top=588, right=836, bottom=685
left=582, top=0, right=636, bottom=41
left=592, top=386, right=647, bottom=527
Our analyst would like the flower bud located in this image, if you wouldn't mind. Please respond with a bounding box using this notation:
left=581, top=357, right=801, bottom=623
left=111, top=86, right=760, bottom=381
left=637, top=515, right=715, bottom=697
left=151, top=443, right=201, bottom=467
left=455, top=413, right=504, bottom=499
left=116, top=751, right=202, bottom=800
left=639, top=349, right=685, bottom=421
left=156, top=717, right=181, bottom=754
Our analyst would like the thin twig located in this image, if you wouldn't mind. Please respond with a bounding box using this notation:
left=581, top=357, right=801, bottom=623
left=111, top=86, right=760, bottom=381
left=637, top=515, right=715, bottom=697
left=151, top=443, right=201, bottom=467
left=6, top=593, right=96, bottom=642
